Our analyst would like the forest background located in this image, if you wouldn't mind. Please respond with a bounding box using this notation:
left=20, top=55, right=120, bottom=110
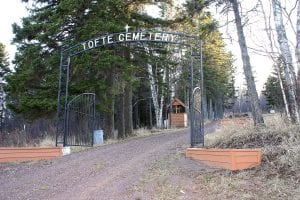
left=0, top=0, right=299, bottom=145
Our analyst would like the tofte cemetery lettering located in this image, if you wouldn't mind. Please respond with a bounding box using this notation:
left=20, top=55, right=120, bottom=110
left=80, top=31, right=193, bottom=52
left=62, top=31, right=197, bottom=56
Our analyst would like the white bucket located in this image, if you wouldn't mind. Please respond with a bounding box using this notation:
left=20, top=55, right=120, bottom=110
left=93, top=130, right=104, bottom=145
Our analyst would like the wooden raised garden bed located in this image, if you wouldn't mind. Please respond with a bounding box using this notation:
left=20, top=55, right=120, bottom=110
left=186, top=148, right=262, bottom=171
left=0, top=147, right=62, bottom=163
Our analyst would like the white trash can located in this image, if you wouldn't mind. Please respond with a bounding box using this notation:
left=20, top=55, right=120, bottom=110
left=93, top=130, right=104, bottom=145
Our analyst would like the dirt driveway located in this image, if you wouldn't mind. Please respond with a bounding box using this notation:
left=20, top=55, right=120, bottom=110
left=0, top=124, right=217, bottom=200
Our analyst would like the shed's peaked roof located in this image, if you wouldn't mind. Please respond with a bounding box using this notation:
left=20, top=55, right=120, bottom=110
left=172, top=97, right=186, bottom=107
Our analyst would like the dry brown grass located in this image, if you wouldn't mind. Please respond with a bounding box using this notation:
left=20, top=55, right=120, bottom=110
left=103, top=128, right=186, bottom=145
left=0, top=130, right=55, bottom=147
left=203, top=114, right=300, bottom=199
left=39, top=136, right=56, bottom=147
left=133, top=127, right=187, bottom=138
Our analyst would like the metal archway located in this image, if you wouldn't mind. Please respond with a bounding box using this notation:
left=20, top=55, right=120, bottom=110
left=56, top=30, right=203, bottom=147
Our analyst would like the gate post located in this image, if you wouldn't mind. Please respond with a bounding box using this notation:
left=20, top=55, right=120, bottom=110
left=200, top=41, right=204, bottom=145
left=189, top=48, right=195, bottom=147
left=56, top=49, right=63, bottom=147
left=63, top=57, right=71, bottom=147
left=190, top=41, right=204, bottom=147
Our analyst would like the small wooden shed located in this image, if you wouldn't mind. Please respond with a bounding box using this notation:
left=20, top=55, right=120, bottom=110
left=168, top=97, right=188, bottom=128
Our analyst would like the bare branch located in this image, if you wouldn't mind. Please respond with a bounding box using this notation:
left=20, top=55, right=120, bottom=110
left=281, top=0, right=297, bottom=34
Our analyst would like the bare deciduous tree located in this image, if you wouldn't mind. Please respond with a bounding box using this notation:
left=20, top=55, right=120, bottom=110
left=230, top=0, right=265, bottom=126
left=147, top=62, right=166, bottom=129
left=296, top=0, right=300, bottom=100
left=272, top=0, right=300, bottom=123
left=258, top=0, right=290, bottom=119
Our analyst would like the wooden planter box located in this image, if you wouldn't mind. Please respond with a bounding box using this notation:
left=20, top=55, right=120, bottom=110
left=0, top=147, right=62, bottom=163
left=220, top=117, right=251, bottom=127
left=186, top=148, right=262, bottom=171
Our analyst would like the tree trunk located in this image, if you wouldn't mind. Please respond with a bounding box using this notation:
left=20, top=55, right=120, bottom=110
left=215, top=96, right=224, bottom=119
left=103, top=70, right=115, bottom=139
left=123, top=45, right=133, bottom=136
left=158, top=67, right=166, bottom=128
left=259, top=0, right=291, bottom=117
left=149, top=98, right=153, bottom=128
left=147, top=63, right=164, bottom=128
left=133, top=100, right=140, bottom=129
left=124, top=84, right=133, bottom=136
left=296, top=1, right=300, bottom=103
left=276, top=64, right=290, bottom=120
left=208, top=98, right=213, bottom=120
left=231, top=0, right=264, bottom=126
left=117, top=84, right=125, bottom=139
left=202, top=93, right=208, bottom=120
left=103, top=100, right=115, bottom=139
left=272, top=0, right=300, bottom=124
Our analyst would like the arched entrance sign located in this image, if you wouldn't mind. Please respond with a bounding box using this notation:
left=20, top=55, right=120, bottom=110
left=63, top=31, right=196, bottom=56
left=56, top=30, right=204, bottom=147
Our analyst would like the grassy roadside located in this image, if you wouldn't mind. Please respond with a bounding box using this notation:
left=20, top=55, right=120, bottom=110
left=133, top=114, right=300, bottom=199
left=202, top=114, right=300, bottom=199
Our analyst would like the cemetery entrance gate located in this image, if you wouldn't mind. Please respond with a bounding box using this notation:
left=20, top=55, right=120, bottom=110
left=56, top=30, right=204, bottom=147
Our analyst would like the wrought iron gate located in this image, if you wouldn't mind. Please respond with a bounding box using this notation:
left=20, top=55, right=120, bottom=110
left=191, top=87, right=204, bottom=147
left=65, top=93, right=95, bottom=146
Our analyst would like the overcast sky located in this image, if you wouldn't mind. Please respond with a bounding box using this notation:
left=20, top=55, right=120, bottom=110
left=0, top=0, right=28, bottom=65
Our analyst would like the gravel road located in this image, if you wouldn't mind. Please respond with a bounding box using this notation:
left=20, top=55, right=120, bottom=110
left=0, top=123, right=217, bottom=200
